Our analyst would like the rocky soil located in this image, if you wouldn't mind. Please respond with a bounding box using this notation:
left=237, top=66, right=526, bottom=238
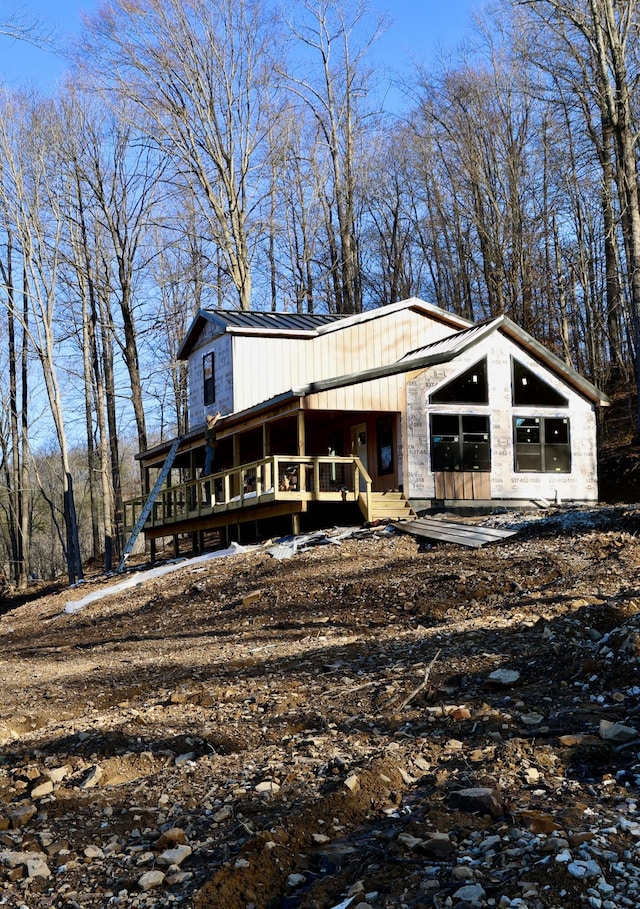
left=1, top=505, right=640, bottom=909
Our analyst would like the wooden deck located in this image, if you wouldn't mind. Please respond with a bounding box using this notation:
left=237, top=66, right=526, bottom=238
left=123, top=455, right=374, bottom=540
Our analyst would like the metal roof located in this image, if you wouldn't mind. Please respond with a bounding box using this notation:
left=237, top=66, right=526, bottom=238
left=202, top=310, right=340, bottom=331
left=398, top=321, right=496, bottom=363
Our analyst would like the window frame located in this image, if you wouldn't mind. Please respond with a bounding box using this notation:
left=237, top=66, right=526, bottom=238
left=430, top=358, right=488, bottom=405
left=513, top=416, right=571, bottom=473
left=203, top=351, right=215, bottom=405
left=430, top=413, right=491, bottom=473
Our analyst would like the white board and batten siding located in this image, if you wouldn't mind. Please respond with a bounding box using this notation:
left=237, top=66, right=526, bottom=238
left=228, top=307, right=460, bottom=414
left=405, top=334, right=599, bottom=504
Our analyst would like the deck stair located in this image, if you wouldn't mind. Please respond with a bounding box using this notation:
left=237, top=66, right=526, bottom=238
left=118, top=437, right=181, bottom=572
left=361, top=491, right=417, bottom=523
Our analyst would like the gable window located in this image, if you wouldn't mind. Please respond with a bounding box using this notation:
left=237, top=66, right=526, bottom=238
left=512, top=359, right=568, bottom=406
left=514, top=417, right=571, bottom=472
left=430, top=359, right=488, bottom=404
left=431, top=414, right=491, bottom=472
left=203, top=351, right=215, bottom=405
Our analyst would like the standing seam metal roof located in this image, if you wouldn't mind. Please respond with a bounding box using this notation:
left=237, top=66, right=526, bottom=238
left=202, top=310, right=341, bottom=331
left=398, top=321, right=498, bottom=363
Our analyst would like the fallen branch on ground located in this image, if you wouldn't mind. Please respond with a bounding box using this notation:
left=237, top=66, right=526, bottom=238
left=400, top=649, right=441, bottom=710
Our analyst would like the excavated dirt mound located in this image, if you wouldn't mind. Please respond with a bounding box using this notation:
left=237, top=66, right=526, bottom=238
left=1, top=506, right=640, bottom=909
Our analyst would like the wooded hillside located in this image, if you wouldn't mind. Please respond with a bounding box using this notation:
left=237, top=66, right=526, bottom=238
left=1, top=0, right=639, bottom=583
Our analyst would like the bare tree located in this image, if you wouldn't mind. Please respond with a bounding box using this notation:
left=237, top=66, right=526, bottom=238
left=281, top=0, right=385, bottom=314
left=0, top=93, right=83, bottom=584
left=0, top=186, right=31, bottom=587
left=82, top=0, right=282, bottom=311
left=521, top=0, right=640, bottom=434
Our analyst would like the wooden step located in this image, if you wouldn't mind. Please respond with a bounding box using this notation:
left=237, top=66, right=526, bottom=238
left=359, top=491, right=417, bottom=522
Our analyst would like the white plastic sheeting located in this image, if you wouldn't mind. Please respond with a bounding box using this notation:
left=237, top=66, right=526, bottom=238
left=64, top=542, right=253, bottom=615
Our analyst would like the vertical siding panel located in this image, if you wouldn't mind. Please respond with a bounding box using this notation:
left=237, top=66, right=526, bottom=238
left=359, top=323, right=367, bottom=372
left=374, top=320, right=383, bottom=369
left=327, top=329, right=337, bottom=379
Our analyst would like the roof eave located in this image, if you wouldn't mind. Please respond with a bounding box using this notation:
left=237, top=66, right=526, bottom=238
left=177, top=310, right=226, bottom=360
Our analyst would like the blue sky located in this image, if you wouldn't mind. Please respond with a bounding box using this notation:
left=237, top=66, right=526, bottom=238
left=1, top=0, right=480, bottom=94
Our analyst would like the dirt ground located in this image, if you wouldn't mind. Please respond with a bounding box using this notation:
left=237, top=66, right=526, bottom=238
left=1, top=505, right=640, bottom=909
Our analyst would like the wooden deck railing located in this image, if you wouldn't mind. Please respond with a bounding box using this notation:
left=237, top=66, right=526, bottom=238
left=123, top=455, right=373, bottom=533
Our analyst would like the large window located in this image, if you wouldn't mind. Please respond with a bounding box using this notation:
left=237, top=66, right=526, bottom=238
left=203, top=352, right=215, bottom=405
left=431, top=414, right=491, bottom=472
left=431, top=359, right=488, bottom=404
left=514, top=417, right=571, bottom=472
left=512, top=359, right=568, bottom=406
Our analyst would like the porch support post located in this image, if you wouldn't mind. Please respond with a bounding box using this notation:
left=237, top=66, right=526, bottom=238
left=296, top=410, right=306, bottom=455
left=150, top=538, right=156, bottom=563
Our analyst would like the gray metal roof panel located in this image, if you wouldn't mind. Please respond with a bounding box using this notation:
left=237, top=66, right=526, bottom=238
left=202, top=310, right=340, bottom=332
left=398, top=321, right=498, bottom=363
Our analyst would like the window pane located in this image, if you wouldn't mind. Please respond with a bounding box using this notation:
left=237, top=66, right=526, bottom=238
left=515, top=417, right=540, bottom=444
left=203, top=352, right=215, bottom=405
left=432, top=438, right=460, bottom=471
left=544, top=418, right=569, bottom=445
left=462, top=439, right=491, bottom=471
left=545, top=446, right=571, bottom=472
left=377, top=416, right=394, bottom=476
left=512, top=359, right=568, bottom=406
left=432, top=414, right=460, bottom=435
left=462, top=415, right=489, bottom=434
left=431, top=359, right=488, bottom=404
left=545, top=418, right=570, bottom=472
left=515, top=444, right=542, bottom=471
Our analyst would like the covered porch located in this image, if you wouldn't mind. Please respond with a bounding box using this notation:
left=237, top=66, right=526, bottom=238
left=124, top=397, right=412, bottom=555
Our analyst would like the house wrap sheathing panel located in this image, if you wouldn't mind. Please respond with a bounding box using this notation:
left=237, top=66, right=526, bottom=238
left=188, top=327, right=235, bottom=422
left=405, top=333, right=599, bottom=503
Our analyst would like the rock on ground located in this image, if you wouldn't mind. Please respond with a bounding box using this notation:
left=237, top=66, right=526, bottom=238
left=0, top=506, right=639, bottom=908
